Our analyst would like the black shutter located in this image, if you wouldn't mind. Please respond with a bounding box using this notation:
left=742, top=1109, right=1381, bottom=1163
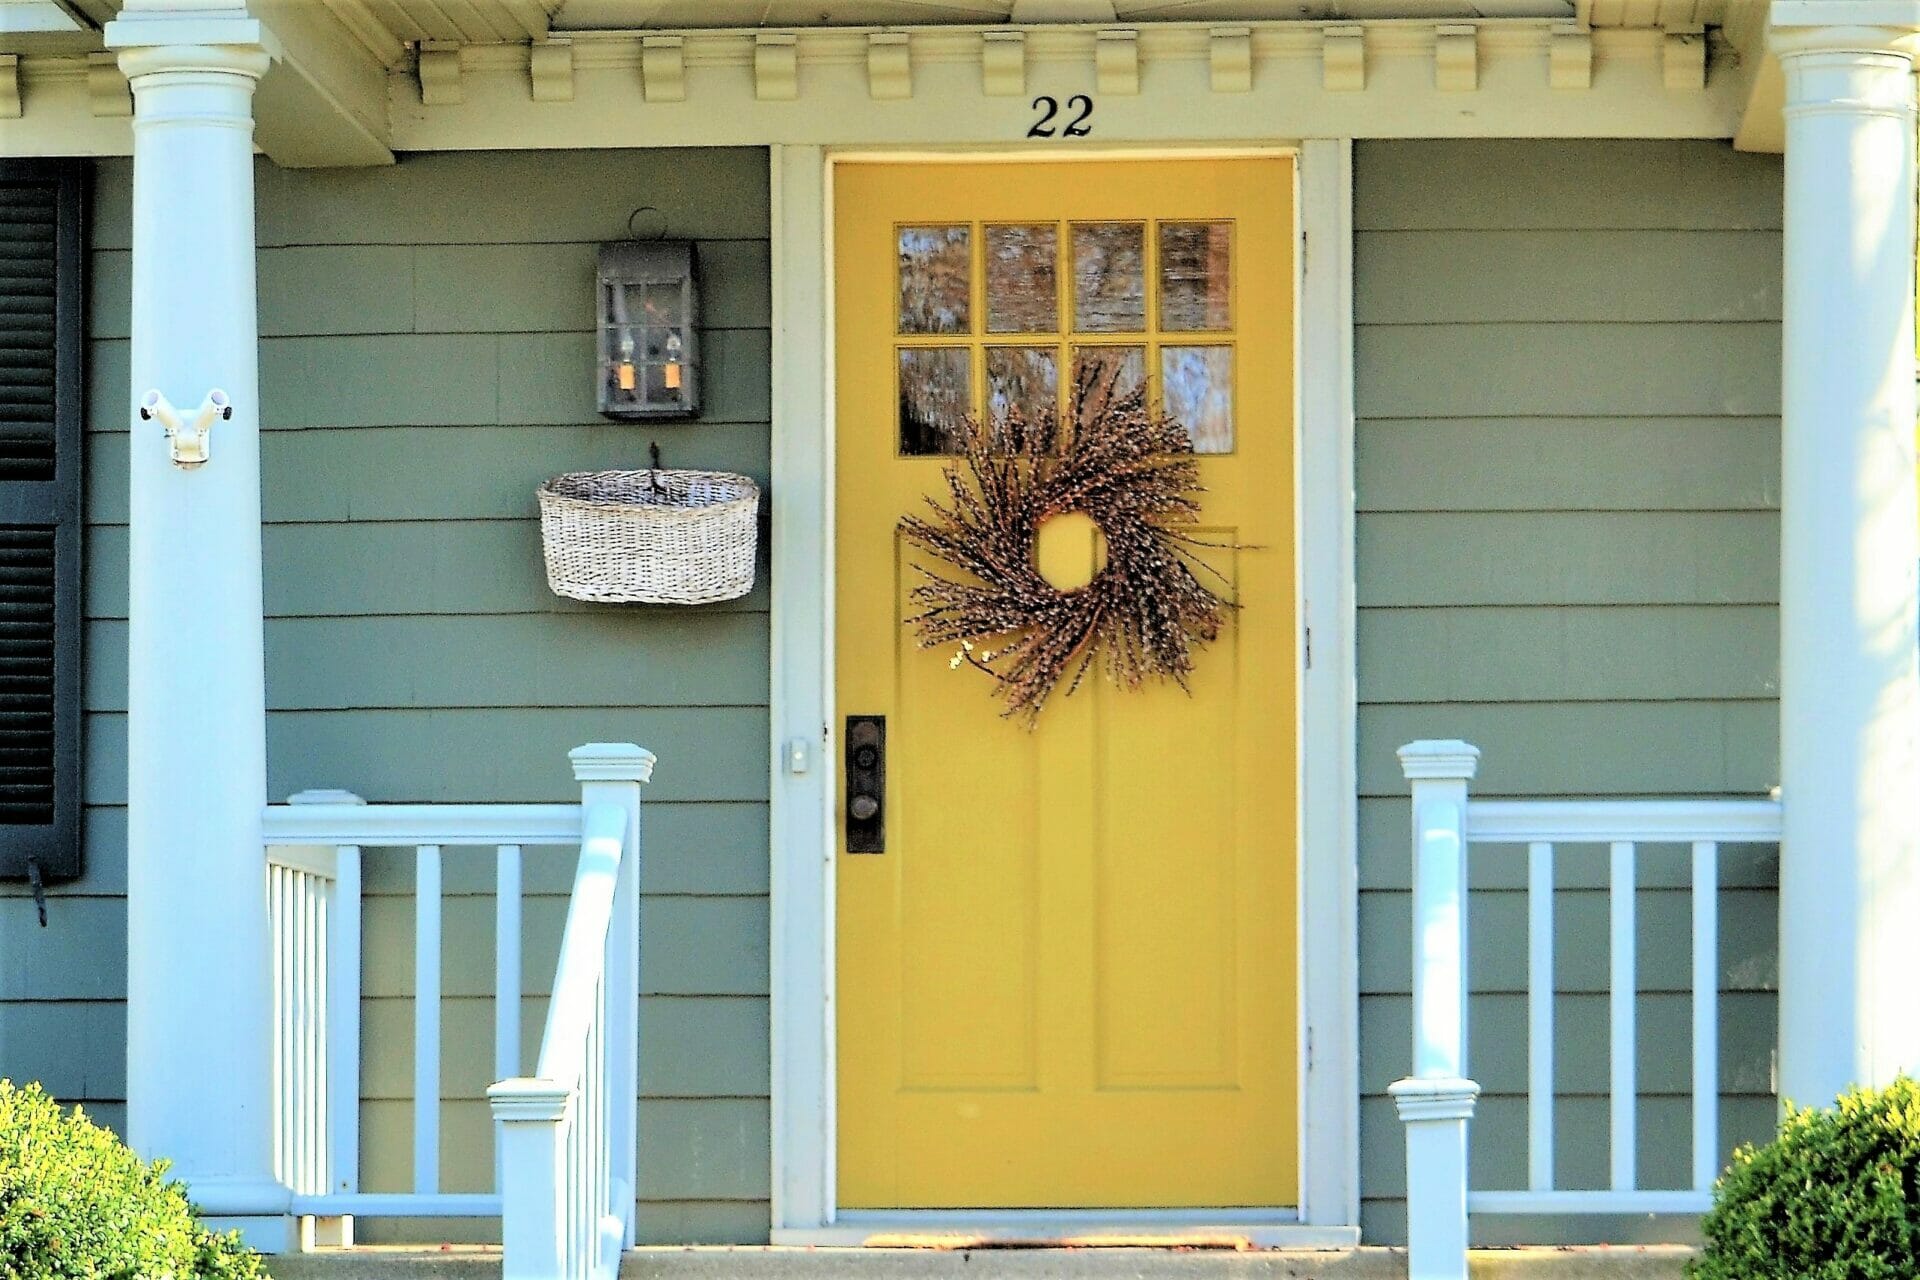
left=0, top=161, right=84, bottom=883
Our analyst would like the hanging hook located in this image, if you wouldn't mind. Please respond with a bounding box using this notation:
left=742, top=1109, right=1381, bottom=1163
left=649, top=440, right=666, bottom=495
left=626, top=205, right=668, bottom=242
left=26, top=853, right=46, bottom=928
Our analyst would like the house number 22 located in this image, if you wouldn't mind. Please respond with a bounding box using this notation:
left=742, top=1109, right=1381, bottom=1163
left=1028, top=95, right=1094, bottom=138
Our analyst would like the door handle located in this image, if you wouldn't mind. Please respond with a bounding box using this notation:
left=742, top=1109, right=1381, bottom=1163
left=846, top=715, right=886, bottom=853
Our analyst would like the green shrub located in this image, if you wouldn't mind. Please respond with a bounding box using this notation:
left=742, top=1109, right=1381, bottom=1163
left=1692, top=1076, right=1920, bottom=1280
left=0, top=1079, right=269, bottom=1279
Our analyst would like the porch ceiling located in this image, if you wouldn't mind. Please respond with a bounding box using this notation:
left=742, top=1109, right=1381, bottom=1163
left=551, top=0, right=1579, bottom=31
left=46, top=0, right=1741, bottom=51
left=12, top=0, right=1756, bottom=59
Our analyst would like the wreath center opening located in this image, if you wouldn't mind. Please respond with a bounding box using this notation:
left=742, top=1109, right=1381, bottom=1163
left=1033, top=509, right=1107, bottom=594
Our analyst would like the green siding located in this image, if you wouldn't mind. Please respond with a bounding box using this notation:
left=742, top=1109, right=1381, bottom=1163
left=1354, top=139, right=1782, bottom=1247
left=45, top=148, right=773, bottom=1244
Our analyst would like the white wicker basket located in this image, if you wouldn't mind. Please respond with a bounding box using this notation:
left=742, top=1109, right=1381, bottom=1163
left=538, top=469, right=760, bottom=604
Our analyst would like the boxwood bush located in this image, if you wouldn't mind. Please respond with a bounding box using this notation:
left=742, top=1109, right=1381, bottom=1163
left=1692, top=1077, right=1920, bottom=1280
left=0, top=1079, right=268, bottom=1279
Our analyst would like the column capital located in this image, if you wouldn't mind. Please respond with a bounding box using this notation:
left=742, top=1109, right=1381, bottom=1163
left=1772, top=1, right=1920, bottom=59
left=105, top=3, right=276, bottom=75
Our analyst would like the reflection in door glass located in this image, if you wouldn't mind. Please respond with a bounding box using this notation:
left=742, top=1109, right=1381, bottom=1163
left=1159, top=223, right=1232, bottom=332
left=899, top=347, right=973, bottom=455
left=1072, top=223, right=1146, bottom=333
left=986, top=225, right=1059, bottom=334
left=1071, top=345, right=1147, bottom=422
left=987, top=347, right=1060, bottom=429
left=898, top=225, right=972, bottom=335
left=1162, top=345, right=1233, bottom=453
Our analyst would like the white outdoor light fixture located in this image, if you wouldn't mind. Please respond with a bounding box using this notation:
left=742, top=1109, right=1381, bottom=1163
left=597, top=238, right=700, bottom=420
left=139, top=388, right=231, bottom=469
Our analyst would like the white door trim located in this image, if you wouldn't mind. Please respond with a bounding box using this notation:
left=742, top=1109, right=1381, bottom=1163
left=766, top=138, right=1359, bottom=1244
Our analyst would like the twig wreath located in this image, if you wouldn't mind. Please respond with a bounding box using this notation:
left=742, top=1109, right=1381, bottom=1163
left=899, top=369, right=1234, bottom=724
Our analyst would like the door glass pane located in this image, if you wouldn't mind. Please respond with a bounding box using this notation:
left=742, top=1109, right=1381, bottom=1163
left=986, top=225, right=1059, bottom=334
left=987, top=347, right=1060, bottom=430
left=1071, top=345, right=1146, bottom=422
left=1160, top=222, right=1231, bottom=331
left=1162, top=345, right=1233, bottom=453
left=899, top=225, right=971, bottom=335
left=1072, top=223, right=1146, bottom=333
left=899, top=347, right=973, bottom=455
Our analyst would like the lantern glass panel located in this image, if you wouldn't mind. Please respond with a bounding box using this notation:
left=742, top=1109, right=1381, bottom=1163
left=597, top=241, right=700, bottom=420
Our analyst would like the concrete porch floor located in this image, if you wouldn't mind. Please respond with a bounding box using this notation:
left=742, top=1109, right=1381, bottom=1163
left=268, top=1246, right=1696, bottom=1280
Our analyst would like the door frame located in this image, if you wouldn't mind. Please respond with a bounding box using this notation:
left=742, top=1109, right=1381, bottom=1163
left=767, top=140, right=1358, bottom=1247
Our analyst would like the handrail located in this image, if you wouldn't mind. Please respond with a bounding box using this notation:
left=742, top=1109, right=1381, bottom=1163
left=263, top=803, right=582, bottom=846
left=534, top=801, right=628, bottom=1089
left=1466, top=798, right=1782, bottom=843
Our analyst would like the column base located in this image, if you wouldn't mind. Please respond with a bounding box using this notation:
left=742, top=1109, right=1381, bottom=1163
left=202, top=1215, right=297, bottom=1255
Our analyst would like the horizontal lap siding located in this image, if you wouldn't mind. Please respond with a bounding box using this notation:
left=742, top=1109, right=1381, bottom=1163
left=1353, top=140, right=1782, bottom=1247
left=11, top=150, right=773, bottom=1245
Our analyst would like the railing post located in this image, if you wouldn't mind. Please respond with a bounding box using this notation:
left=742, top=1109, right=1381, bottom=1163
left=488, top=1082, right=571, bottom=1280
left=1391, top=740, right=1482, bottom=1280
left=569, top=744, right=654, bottom=1249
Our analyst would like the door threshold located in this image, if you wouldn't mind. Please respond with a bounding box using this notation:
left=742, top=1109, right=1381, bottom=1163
left=775, top=1211, right=1360, bottom=1250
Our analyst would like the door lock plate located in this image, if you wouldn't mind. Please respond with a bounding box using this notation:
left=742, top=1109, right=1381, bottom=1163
left=845, top=715, right=885, bottom=853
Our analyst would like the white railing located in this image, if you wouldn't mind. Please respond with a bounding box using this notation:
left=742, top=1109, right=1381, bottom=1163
left=1393, top=740, right=1782, bottom=1280
left=262, top=742, right=652, bottom=1271
left=489, top=745, right=652, bottom=1280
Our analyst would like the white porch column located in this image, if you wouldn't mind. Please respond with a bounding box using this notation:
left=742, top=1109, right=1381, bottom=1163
left=104, top=1, right=286, bottom=1246
left=1773, top=0, right=1920, bottom=1108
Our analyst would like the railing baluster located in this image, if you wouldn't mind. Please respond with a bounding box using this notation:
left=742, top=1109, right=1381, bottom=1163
left=1609, top=840, right=1637, bottom=1192
left=415, top=844, right=443, bottom=1196
left=313, top=879, right=329, bottom=1198
left=329, top=845, right=363, bottom=1200
left=1691, top=840, right=1720, bottom=1193
left=495, top=844, right=524, bottom=1198
left=294, top=874, right=312, bottom=1194
left=496, top=845, right=524, bottom=1081
left=1527, top=841, right=1555, bottom=1193
left=270, top=865, right=286, bottom=1184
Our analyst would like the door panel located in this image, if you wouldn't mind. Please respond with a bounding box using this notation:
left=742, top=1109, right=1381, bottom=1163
left=835, top=158, right=1298, bottom=1209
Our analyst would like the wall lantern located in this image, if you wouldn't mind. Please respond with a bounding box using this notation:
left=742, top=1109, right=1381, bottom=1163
left=597, top=237, right=700, bottom=420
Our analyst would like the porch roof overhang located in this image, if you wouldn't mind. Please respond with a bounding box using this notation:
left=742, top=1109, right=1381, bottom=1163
left=0, top=0, right=1782, bottom=166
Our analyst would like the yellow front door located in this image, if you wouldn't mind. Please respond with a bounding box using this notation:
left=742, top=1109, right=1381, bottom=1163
left=834, top=157, right=1298, bottom=1209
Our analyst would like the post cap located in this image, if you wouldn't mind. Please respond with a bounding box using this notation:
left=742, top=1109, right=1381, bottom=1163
left=569, top=742, right=656, bottom=784
left=1397, top=740, right=1481, bottom=781
left=287, top=788, right=366, bottom=806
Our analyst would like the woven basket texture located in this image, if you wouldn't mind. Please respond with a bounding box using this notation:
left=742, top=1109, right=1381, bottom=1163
left=538, top=469, right=760, bottom=604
